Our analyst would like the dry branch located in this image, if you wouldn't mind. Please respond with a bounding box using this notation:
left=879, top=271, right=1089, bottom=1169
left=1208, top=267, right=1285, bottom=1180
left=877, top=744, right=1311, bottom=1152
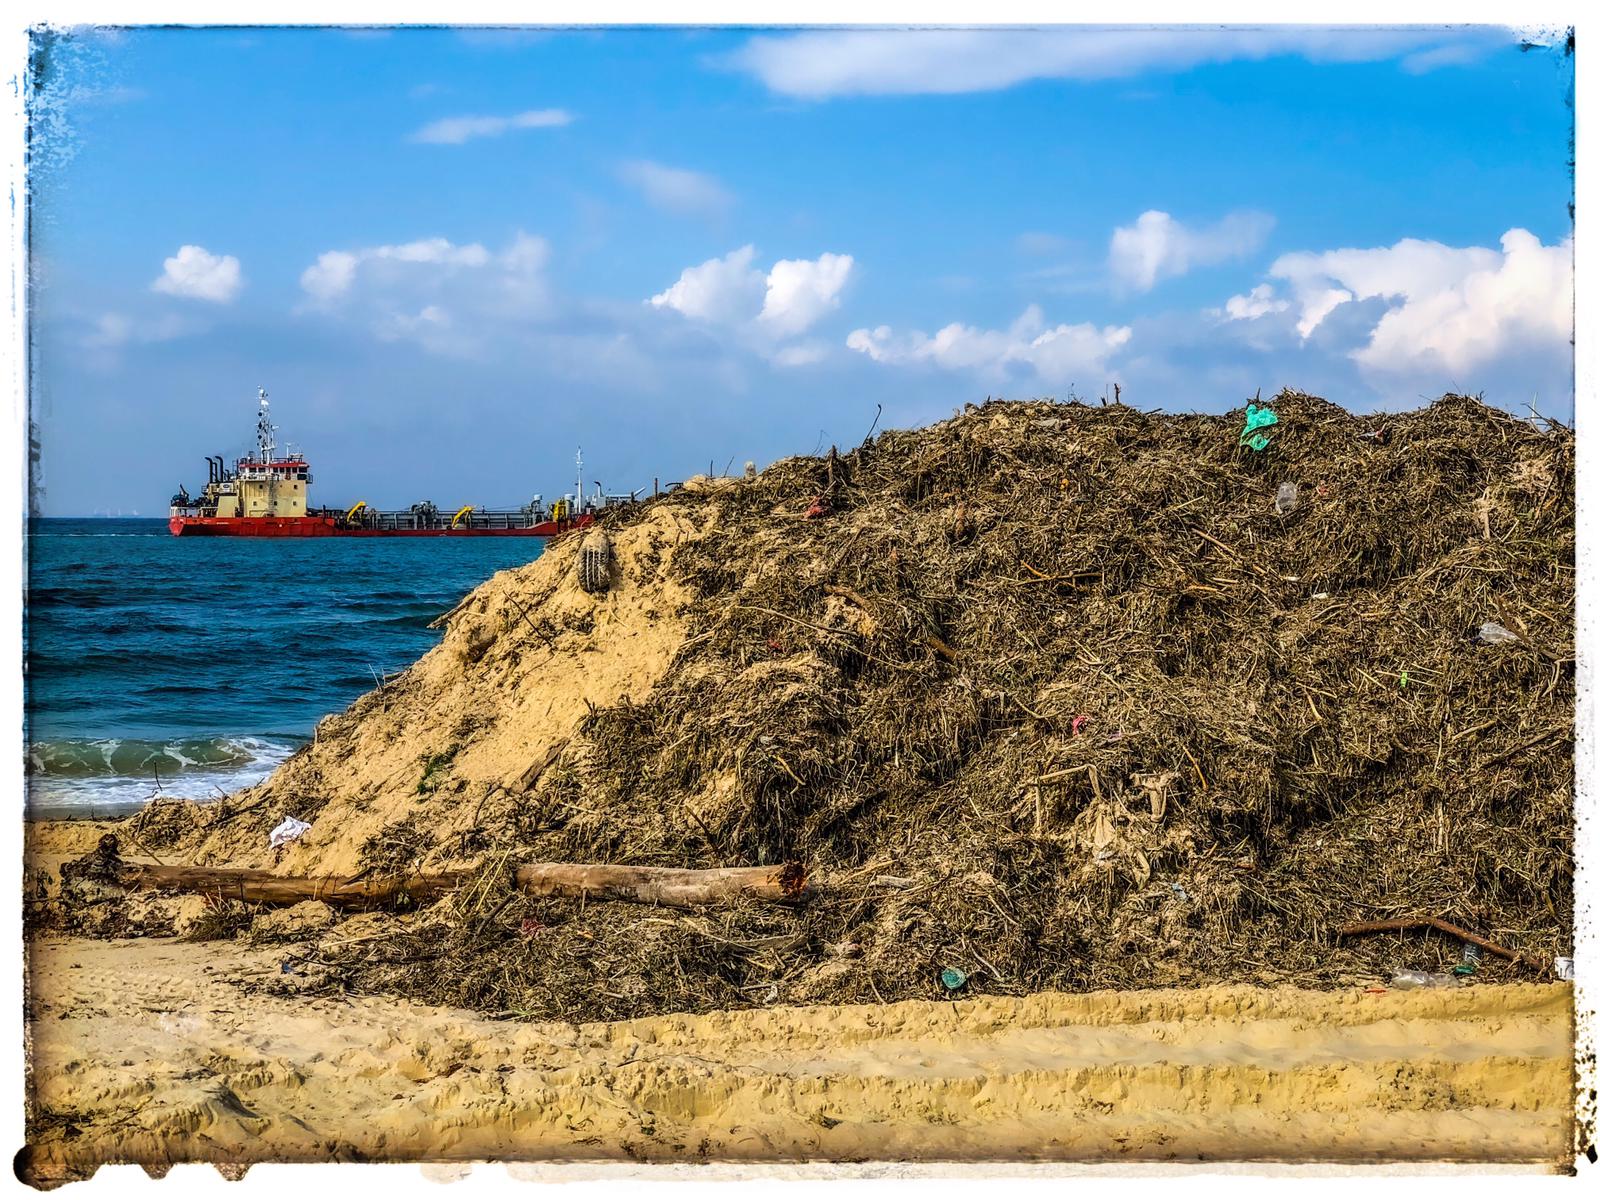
left=1334, top=915, right=1543, bottom=972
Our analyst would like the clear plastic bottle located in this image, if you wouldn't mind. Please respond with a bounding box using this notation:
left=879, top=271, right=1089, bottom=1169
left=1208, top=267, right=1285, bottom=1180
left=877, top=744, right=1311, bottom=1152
left=1390, top=969, right=1464, bottom=989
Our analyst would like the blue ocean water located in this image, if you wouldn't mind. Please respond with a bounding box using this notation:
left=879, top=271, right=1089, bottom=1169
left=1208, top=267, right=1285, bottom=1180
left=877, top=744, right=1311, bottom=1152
left=25, top=518, right=543, bottom=817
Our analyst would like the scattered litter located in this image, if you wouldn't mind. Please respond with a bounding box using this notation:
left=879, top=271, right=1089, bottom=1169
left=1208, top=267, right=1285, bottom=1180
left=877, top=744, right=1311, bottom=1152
left=1239, top=402, right=1279, bottom=452
left=1274, top=481, right=1299, bottom=515
left=1554, top=956, right=1575, bottom=982
left=1133, top=770, right=1180, bottom=820
left=1478, top=621, right=1519, bottom=645
left=940, top=967, right=968, bottom=991
left=1070, top=714, right=1090, bottom=737
left=1454, top=943, right=1482, bottom=976
left=102, top=392, right=1567, bottom=1026
left=1390, top=969, right=1464, bottom=990
left=1312, top=592, right=1332, bottom=600
left=268, top=817, right=312, bottom=849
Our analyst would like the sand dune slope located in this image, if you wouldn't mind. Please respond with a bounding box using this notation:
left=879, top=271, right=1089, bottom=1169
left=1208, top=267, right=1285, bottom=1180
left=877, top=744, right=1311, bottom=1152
left=22, top=936, right=1574, bottom=1180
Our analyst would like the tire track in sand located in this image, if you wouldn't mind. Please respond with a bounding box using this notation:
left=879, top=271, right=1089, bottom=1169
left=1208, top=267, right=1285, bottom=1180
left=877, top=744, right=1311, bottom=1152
left=23, top=936, right=1575, bottom=1179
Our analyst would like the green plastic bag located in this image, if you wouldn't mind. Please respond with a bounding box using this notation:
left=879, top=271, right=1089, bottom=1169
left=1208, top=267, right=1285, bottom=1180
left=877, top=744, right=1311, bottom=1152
left=1240, top=403, right=1278, bottom=452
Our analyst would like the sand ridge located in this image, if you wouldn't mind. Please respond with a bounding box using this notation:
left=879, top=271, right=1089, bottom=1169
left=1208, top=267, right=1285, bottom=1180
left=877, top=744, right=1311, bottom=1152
left=21, top=935, right=1576, bottom=1181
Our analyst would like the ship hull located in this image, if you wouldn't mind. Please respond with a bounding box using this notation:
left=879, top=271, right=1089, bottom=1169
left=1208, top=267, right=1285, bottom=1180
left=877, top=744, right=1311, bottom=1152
left=169, top=515, right=592, bottom=538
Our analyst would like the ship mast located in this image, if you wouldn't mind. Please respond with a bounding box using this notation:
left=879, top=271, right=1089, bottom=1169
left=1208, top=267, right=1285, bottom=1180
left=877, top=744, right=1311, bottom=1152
left=257, top=387, right=278, bottom=513
left=256, top=387, right=277, bottom=462
left=575, top=446, right=583, bottom=508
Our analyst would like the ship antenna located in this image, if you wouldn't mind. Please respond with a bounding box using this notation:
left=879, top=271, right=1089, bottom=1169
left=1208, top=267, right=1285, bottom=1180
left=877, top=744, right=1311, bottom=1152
left=256, top=386, right=277, bottom=463
left=575, top=446, right=583, bottom=507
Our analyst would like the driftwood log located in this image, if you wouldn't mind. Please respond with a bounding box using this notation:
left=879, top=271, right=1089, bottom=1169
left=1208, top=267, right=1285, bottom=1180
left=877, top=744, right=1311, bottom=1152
left=111, top=861, right=470, bottom=908
left=514, top=861, right=806, bottom=907
left=71, top=837, right=810, bottom=911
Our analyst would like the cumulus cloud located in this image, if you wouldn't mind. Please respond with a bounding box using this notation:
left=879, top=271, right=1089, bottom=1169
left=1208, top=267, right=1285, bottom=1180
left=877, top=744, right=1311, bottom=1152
left=297, top=232, right=552, bottom=356
left=1109, top=210, right=1273, bottom=292
left=1222, top=283, right=1291, bottom=321
left=722, top=28, right=1508, bottom=99
left=1266, top=229, right=1572, bottom=376
left=409, top=108, right=572, bottom=144
left=617, top=160, right=733, bottom=218
left=150, top=245, right=243, bottom=303
left=649, top=245, right=767, bottom=325
left=759, top=253, right=854, bottom=336
left=847, top=305, right=1131, bottom=384
left=649, top=246, right=855, bottom=360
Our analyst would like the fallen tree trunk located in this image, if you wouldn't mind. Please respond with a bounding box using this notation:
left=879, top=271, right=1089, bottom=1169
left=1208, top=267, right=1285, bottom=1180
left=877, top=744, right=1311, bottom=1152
left=70, top=836, right=810, bottom=910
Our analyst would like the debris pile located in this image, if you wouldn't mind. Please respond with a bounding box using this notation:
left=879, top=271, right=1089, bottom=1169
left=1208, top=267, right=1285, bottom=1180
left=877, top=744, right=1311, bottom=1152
left=46, top=392, right=1574, bottom=1021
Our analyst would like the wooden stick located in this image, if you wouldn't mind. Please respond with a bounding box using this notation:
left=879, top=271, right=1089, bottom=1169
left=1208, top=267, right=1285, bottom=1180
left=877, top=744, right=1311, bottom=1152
left=1334, top=915, right=1542, bottom=972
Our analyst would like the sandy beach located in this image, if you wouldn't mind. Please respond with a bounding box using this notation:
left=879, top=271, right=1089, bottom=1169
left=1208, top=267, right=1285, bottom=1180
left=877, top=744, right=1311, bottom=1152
left=21, top=929, right=1576, bottom=1182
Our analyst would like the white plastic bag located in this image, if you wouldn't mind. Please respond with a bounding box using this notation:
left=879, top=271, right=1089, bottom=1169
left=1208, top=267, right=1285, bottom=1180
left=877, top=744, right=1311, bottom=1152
left=1478, top=621, right=1519, bottom=645
left=269, top=816, right=312, bottom=849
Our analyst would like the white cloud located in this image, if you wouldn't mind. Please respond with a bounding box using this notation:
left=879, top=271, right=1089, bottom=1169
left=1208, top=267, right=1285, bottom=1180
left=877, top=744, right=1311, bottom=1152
left=649, top=247, right=856, bottom=354
left=300, top=237, right=495, bottom=304
left=1223, top=283, right=1290, bottom=321
left=617, top=160, right=733, bottom=218
left=723, top=28, right=1507, bottom=99
left=297, top=233, right=551, bottom=356
left=1267, top=229, right=1572, bottom=375
left=409, top=108, right=572, bottom=145
left=847, top=304, right=1131, bottom=384
left=150, top=245, right=242, bottom=303
left=1109, top=210, right=1273, bottom=292
left=649, top=245, right=766, bottom=325
left=759, top=253, right=854, bottom=336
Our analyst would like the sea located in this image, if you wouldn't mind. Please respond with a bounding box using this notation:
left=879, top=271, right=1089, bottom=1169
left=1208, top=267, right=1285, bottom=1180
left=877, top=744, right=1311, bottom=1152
left=24, top=518, right=544, bottom=818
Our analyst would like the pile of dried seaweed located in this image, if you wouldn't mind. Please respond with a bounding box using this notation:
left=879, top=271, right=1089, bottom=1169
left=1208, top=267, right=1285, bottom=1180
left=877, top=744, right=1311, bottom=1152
left=202, top=393, right=1591, bottom=1018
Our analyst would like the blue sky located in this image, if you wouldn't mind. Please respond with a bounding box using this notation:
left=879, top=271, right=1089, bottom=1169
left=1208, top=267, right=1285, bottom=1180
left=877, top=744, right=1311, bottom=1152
left=28, top=25, right=1574, bottom=514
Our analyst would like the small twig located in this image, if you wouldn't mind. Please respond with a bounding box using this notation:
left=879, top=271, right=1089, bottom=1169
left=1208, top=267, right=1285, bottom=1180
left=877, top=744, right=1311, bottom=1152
left=772, top=754, right=804, bottom=788
left=1479, top=727, right=1568, bottom=770
left=1192, top=528, right=1242, bottom=561
left=506, top=594, right=554, bottom=646
left=1020, top=765, right=1092, bottom=791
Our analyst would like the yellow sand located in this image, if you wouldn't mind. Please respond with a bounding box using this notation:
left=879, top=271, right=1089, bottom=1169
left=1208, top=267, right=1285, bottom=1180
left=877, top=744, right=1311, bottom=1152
left=22, top=934, right=1576, bottom=1181
left=174, top=504, right=707, bottom=876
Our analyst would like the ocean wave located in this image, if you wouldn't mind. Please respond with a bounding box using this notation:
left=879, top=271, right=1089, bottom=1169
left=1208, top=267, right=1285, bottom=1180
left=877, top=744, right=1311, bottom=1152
left=27, top=734, right=299, bottom=780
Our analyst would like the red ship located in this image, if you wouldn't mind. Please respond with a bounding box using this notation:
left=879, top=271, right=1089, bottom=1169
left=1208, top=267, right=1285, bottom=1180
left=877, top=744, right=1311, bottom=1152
left=170, top=389, right=608, bottom=538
